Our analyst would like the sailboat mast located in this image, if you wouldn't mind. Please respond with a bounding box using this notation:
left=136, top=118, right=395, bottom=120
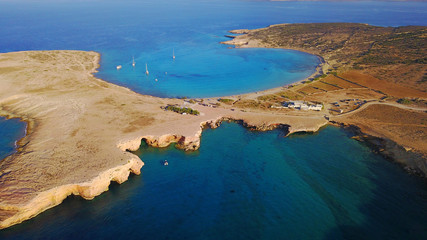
left=145, top=63, right=149, bottom=75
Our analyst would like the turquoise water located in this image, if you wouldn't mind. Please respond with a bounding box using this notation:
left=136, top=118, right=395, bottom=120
left=97, top=48, right=318, bottom=98
left=0, top=124, right=426, bottom=239
left=0, top=117, right=26, bottom=161
left=1, top=0, right=427, bottom=239
left=1, top=0, right=427, bottom=97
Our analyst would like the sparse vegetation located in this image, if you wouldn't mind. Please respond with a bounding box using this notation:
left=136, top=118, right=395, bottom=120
left=165, top=105, right=200, bottom=115
left=234, top=100, right=267, bottom=109
left=218, top=98, right=234, bottom=104
left=242, top=23, right=426, bottom=91
left=313, top=74, right=327, bottom=81
left=397, top=98, right=412, bottom=105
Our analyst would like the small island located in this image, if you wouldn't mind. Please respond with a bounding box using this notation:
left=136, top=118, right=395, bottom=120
left=0, top=23, right=426, bottom=229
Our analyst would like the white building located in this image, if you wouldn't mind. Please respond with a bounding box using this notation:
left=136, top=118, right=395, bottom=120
left=300, top=104, right=309, bottom=110
left=283, top=101, right=322, bottom=111
left=309, top=104, right=323, bottom=111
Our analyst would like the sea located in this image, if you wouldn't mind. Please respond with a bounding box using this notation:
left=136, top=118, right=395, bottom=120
left=0, top=0, right=426, bottom=239
left=0, top=117, right=26, bottom=161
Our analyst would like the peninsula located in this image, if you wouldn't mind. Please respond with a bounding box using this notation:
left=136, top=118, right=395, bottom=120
left=0, top=23, right=426, bottom=229
left=0, top=50, right=326, bottom=229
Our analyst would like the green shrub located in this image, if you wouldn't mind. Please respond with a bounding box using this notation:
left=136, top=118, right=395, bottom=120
left=218, top=98, right=234, bottom=104
left=397, top=98, right=411, bottom=104
left=165, top=105, right=200, bottom=115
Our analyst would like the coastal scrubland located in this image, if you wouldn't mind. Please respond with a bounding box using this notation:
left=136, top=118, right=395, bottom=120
left=227, top=23, right=427, bottom=90
left=223, top=23, right=426, bottom=176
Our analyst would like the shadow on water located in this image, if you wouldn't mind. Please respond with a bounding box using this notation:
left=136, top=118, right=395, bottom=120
left=320, top=130, right=427, bottom=240
left=0, top=174, right=143, bottom=240
left=321, top=162, right=427, bottom=239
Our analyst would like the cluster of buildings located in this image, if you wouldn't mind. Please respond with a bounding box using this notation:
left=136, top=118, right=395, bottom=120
left=283, top=101, right=323, bottom=111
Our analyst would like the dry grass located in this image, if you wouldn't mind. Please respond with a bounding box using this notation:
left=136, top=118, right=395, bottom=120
left=340, top=71, right=426, bottom=98
left=343, top=104, right=427, bottom=152
left=297, top=85, right=325, bottom=94
left=0, top=67, right=22, bottom=75
left=322, top=75, right=360, bottom=89
left=349, top=104, right=426, bottom=125
left=312, top=81, right=341, bottom=91
left=122, top=116, right=155, bottom=133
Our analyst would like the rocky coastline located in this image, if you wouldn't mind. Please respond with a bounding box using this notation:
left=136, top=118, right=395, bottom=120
left=222, top=23, right=427, bottom=179
left=1, top=23, right=425, bottom=230
left=0, top=50, right=329, bottom=229
left=331, top=122, right=426, bottom=178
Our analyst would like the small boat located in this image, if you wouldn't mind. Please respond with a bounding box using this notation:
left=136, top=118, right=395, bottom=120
left=132, top=56, right=135, bottom=67
left=145, top=63, right=149, bottom=75
left=172, top=48, right=175, bottom=60
left=163, top=160, right=168, bottom=166
left=116, top=65, right=122, bottom=70
left=155, top=78, right=158, bottom=82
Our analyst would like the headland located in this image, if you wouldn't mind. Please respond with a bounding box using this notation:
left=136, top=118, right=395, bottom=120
left=0, top=50, right=327, bottom=229
left=222, top=23, right=427, bottom=176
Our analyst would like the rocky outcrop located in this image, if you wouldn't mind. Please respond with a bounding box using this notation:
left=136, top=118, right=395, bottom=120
left=229, top=29, right=250, bottom=34
left=117, top=118, right=224, bottom=153
left=0, top=50, right=330, bottom=230
left=0, top=156, right=143, bottom=229
left=334, top=122, right=427, bottom=178
left=117, top=116, right=325, bottom=155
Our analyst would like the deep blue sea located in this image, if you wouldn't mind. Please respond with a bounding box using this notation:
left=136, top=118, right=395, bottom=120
left=1, top=124, right=426, bottom=240
left=0, top=0, right=426, bottom=239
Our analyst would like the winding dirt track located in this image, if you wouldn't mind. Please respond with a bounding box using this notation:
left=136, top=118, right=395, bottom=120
left=335, top=101, right=427, bottom=118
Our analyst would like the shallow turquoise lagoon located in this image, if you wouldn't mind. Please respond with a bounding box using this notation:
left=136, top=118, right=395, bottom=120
left=1, top=124, right=426, bottom=240
left=97, top=48, right=319, bottom=98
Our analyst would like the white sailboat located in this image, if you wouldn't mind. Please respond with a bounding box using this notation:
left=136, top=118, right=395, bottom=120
left=173, top=48, right=175, bottom=60
left=116, top=65, right=122, bottom=70
left=145, top=63, right=149, bottom=75
left=132, top=56, right=135, bottom=67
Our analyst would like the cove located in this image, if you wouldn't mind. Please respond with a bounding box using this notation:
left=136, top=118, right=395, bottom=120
left=95, top=48, right=319, bottom=98
left=1, top=123, right=426, bottom=240
left=0, top=117, right=26, bottom=161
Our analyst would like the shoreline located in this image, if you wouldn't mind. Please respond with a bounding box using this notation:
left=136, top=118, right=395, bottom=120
left=220, top=36, right=330, bottom=100
left=0, top=50, right=328, bottom=229
left=220, top=25, right=427, bottom=178
left=0, top=23, right=425, bottom=228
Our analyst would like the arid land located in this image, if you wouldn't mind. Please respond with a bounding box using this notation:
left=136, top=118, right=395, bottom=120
left=0, top=50, right=327, bottom=229
left=0, top=23, right=426, bottom=229
left=222, top=23, right=427, bottom=174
